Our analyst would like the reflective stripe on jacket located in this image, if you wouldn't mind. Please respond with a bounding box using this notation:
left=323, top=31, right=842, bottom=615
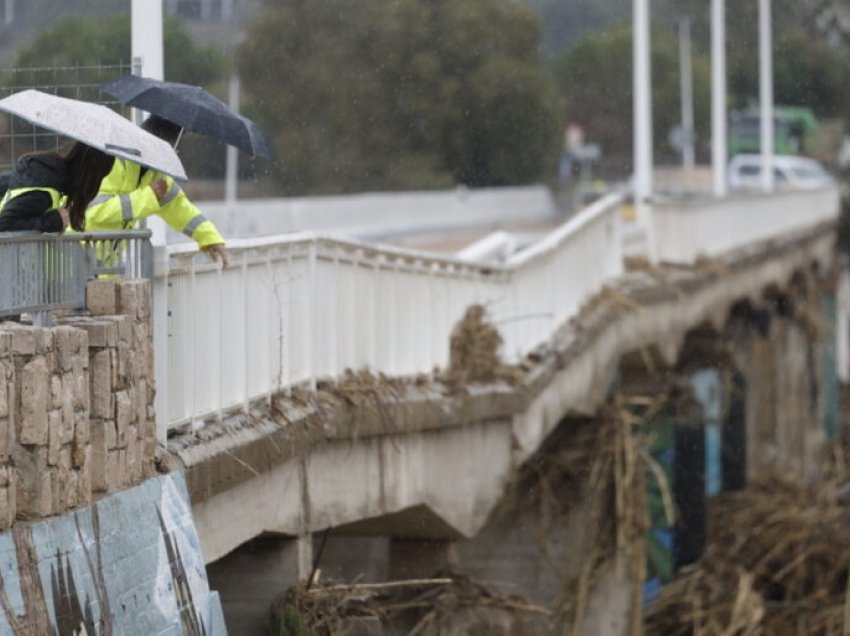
left=2, top=186, right=62, bottom=211
left=0, top=186, right=65, bottom=233
left=86, top=159, right=224, bottom=248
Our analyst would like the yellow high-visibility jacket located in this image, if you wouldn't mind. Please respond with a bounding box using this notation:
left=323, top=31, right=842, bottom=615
left=85, top=159, right=224, bottom=248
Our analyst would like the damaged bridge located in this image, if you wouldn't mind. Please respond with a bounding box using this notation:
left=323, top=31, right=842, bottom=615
left=153, top=187, right=843, bottom=632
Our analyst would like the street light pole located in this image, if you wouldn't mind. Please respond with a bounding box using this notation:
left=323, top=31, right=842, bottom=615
left=759, top=0, right=775, bottom=192
left=711, top=0, right=727, bottom=197
left=679, top=17, right=695, bottom=173
left=633, top=0, right=655, bottom=259
left=131, top=0, right=166, bottom=247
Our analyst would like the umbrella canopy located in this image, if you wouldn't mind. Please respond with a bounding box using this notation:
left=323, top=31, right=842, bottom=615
left=0, top=89, right=187, bottom=180
left=100, top=75, right=274, bottom=158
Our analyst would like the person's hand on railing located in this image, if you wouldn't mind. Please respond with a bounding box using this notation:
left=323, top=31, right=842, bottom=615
left=57, top=207, right=70, bottom=230
left=150, top=178, right=168, bottom=204
left=206, top=243, right=230, bottom=269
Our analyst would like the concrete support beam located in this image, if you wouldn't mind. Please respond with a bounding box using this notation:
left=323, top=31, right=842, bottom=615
left=671, top=386, right=706, bottom=570
left=723, top=372, right=747, bottom=491
left=297, top=533, right=313, bottom=583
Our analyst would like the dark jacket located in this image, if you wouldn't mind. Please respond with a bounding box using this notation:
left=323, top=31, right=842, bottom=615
left=0, top=154, right=70, bottom=232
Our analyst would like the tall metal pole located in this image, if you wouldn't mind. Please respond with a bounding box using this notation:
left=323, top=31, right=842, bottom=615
left=679, top=17, right=695, bottom=172
left=131, top=0, right=166, bottom=245
left=132, top=0, right=169, bottom=445
left=225, top=75, right=240, bottom=206
left=131, top=0, right=164, bottom=82
left=4, top=0, right=13, bottom=25
left=634, top=0, right=654, bottom=259
left=759, top=0, right=774, bottom=192
left=711, top=0, right=727, bottom=197
left=222, top=0, right=234, bottom=21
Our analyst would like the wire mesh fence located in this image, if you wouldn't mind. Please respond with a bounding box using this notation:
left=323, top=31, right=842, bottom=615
left=0, top=61, right=137, bottom=171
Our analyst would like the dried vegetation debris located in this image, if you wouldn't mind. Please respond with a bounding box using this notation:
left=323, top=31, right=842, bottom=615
left=446, top=304, right=524, bottom=386
left=645, top=479, right=850, bottom=635
left=268, top=573, right=547, bottom=636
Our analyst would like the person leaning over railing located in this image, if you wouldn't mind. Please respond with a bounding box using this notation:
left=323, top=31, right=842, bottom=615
left=0, top=143, right=114, bottom=232
left=85, top=115, right=230, bottom=268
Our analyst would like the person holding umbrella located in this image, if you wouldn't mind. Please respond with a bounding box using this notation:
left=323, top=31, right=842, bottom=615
left=0, top=89, right=187, bottom=234
left=0, top=142, right=114, bottom=232
left=86, top=115, right=230, bottom=268
left=89, top=75, right=275, bottom=268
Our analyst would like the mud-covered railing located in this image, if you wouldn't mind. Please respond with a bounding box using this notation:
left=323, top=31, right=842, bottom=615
left=0, top=230, right=152, bottom=322
left=155, top=194, right=625, bottom=435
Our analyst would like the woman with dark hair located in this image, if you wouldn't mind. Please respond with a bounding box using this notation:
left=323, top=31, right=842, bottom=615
left=0, top=142, right=115, bottom=232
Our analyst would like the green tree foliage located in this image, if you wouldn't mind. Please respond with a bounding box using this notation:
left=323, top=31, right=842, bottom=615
left=728, top=33, right=850, bottom=118
left=11, top=14, right=224, bottom=86
left=238, top=0, right=557, bottom=195
left=551, top=24, right=711, bottom=167
left=662, top=0, right=850, bottom=119
left=6, top=14, right=227, bottom=177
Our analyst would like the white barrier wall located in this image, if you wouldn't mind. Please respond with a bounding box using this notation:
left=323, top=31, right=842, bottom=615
left=155, top=194, right=624, bottom=432
left=181, top=186, right=560, bottom=241
left=651, top=186, right=840, bottom=264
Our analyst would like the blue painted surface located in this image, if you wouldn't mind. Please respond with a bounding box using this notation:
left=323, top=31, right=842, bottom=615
left=690, top=369, right=723, bottom=496
left=643, top=577, right=662, bottom=606
left=0, top=472, right=225, bottom=636
left=704, top=424, right=721, bottom=496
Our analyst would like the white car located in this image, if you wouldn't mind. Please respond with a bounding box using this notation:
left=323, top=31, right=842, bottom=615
left=728, top=154, right=833, bottom=191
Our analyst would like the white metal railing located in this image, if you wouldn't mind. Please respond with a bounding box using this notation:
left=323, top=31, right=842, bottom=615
left=651, top=186, right=840, bottom=264
left=155, top=193, right=625, bottom=433
left=154, top=185, right=843, bottom=436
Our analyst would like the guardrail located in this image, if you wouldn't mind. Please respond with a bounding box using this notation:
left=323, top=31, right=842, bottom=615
left=154, top=193, right=625, bottom=433
left=0, top=230, right=152, bottom=322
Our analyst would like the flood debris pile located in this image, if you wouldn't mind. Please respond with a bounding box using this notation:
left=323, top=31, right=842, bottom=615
left=496, top=404, right=646, bottom=635
left=645, top=480, right=850, bottom=635
left=446, top=304, right=523, bottom=385
left=268, top=573, right=547, bottom=636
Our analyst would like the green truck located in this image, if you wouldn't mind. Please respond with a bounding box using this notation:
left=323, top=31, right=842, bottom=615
left=728, top=106, right=819, bottom=156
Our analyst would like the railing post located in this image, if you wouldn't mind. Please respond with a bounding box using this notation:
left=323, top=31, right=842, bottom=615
left=368, top=254, right=378, bottom=372
left=307, top=240, right=317, bottom=391
left=266, top=251, right=275, bottom=403
left=284, top=246, right=292, bottom=397
left=216, top=258, right=223, bottom=422
left=329, top=247, right=339, bottom=381
left=152, top=244, right=169, bottom=443
left=242, top=250, right=250, bottom=413
left=188, top=255, right=197, bottom=428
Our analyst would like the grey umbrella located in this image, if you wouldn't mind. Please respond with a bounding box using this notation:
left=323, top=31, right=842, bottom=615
left=100, top=75, right=273, bottom=158
left=0, top=89, right=188, bottom=180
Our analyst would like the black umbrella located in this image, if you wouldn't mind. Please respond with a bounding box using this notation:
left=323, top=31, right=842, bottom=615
left=99, top=75, right=274, bottom=158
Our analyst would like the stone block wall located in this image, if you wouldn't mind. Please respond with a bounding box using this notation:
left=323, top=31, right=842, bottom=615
left=0, top=279, right=156, bottom=529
